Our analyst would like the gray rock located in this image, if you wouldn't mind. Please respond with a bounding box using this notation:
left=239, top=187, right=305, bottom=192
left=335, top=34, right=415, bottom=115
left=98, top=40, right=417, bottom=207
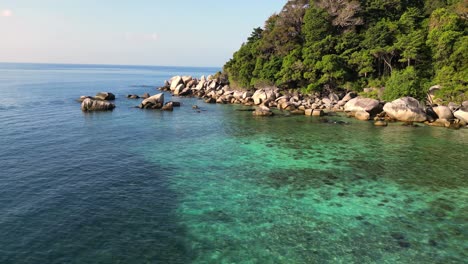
left=173, top=84, right=186, bottom=96
left=170, top=76, right=183, bottom=91
left=433, top=105, right=454, bottom=120
left=140, top=93, right=164, bottom=109
left=383, top=97, right=427, bottom=122
left=454, top=108, right=468, bottom=124
left=95, top=92, right=115, bottom=101
left=161, top=102, right=174, bottom=111
left=344, top=97, right=381, bottom=114
left=81, top=98, right=115, bottom=111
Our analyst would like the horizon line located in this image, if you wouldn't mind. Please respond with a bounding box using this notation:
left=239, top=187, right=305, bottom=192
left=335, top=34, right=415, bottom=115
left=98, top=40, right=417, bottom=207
left=0, top=61, right=222, bottom=69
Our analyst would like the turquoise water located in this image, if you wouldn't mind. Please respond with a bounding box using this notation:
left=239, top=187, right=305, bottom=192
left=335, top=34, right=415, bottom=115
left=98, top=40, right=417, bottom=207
left=0, top=63, right=466, bottom=263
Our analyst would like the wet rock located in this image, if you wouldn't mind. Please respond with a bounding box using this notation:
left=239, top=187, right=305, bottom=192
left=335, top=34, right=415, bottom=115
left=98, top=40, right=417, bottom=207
left=383, top=97, right=427, bottom=122
left=312, top=109, right=324, bottom=117
left=161, top=102, right=174, bottom=111
left=355, top=111, right=370, bottom=121
left=374, top=120, right=388, bottom=127
left=140, top=93, right=164, bottom=109
left=204, top=97, right=216, bottom=104
left=78, top=95, right=94, bottom=102
left=95, top=92, right=115, bottom=101
left=127, top=94, right=140, bottom=99
left=253, top=105, right=274, bottom=116
left=81, top=98, right=115, bottom=111
left=141, top=93, right=151, bottom=99
left=170, top=76, right=183, bottom=91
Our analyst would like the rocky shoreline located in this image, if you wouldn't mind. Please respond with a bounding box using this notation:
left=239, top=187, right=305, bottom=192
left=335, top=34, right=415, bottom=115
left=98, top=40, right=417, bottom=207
left=78, top=74, right=468, bottom=129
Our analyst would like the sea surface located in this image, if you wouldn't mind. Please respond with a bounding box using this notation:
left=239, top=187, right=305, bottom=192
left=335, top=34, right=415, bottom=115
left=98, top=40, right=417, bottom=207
left=0, top=63, right=466, bottom=264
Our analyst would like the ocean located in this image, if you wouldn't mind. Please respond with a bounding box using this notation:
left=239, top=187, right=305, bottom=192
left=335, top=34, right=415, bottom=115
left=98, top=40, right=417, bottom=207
left=0, top=63, right=466, bottom=264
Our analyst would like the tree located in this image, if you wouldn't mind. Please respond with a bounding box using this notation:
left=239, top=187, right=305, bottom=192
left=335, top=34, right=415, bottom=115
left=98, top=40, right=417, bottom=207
left=383, top=66, right=424, bottom=100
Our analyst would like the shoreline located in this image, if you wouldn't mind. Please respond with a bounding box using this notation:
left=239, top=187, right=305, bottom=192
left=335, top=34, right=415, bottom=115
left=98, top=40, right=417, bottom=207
left=157, top=75, right=468, bottom=130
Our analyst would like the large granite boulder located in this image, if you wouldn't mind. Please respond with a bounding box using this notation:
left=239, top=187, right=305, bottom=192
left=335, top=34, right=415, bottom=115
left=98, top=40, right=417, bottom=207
left=454, top=106, right=468, bottom=124
left=140, top=93, right=164, bottom=109
left=170, top=76, right=183, bottom=91
left=252, top=89, right=268, bottom=105
left=383, top=97, right=427, bottom=122
left=95, top=92, right=115, bottom=101
left=173, top=84, right=186, bottom=96
left=81, top=98, right=115, bottom=111
left=344, top=97, right=381, bottom=114
left=432, top=105, right=454, bottom=120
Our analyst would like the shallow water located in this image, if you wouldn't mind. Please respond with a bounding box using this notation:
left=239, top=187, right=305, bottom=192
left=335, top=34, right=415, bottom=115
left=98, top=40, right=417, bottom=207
left=0, top=63, right=466, bottom=263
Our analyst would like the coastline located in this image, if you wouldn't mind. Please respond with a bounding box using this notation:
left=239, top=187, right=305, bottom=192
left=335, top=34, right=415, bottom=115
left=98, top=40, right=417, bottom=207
left=156, top=74, right=468, bottom=130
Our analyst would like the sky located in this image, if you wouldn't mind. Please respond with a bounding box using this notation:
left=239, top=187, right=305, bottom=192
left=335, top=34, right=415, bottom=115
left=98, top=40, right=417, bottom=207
left=0, top=0, right=286, bottom=67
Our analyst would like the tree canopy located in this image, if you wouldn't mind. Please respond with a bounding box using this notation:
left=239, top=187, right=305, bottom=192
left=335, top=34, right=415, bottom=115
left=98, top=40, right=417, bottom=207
left=223, top=0, right=467, bottom=102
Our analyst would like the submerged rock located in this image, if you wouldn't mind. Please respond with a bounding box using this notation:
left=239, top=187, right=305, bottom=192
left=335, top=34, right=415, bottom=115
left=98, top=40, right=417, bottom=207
left=81, top=98, right=115, bottom=111
left=383, top=97, right=427, bottom=122
left=253, top=106, right=274, bottom=116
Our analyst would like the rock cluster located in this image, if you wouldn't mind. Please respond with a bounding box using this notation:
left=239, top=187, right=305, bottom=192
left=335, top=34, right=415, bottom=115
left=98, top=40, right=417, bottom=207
left=79, top=92, right=116, bottom=112
left=161, top=75, right=467, bottom=129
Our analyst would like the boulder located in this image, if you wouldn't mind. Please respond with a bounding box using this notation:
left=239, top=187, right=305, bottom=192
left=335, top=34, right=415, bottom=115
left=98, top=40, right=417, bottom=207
left=312, top=109, right=324, bottom=117
left=252, top=89, right=267, bottom=105
left=141, top=93, right=151, bottom=99
left=174, top=84, right=186, bottom=96
left=95, top=92, right=115, bottom=101
left=162, top=102, right=174, bottom=111
left=172, top=102, right=181, bottom=107
left=355, top=111, right=371, bottom=121
left=204, top=97, right=216, bottom=104
left=253, top=106, right=274, bottom=116
left=78, top=96, right=94, bottom=102
left=182, top=76, right=193, bottom=85
left=305, top=109, right=314, bottom=116
left=448, top=102, right=460, bottom=112
left=81, top=98, right=115, bottom=111
left=454, top=107, right=468, bottom=124
left=140, top=93, right=164, bottom=109
left=383, top=97, right=427, bottom=122
left=170, top=76, right=183, bottom=91
left=195, top=80, right=206, bottom=90
left=432, top=105, right=454, bottom=120
left=344, top=97, right=381, bottom=115
left=127, top=94, right=140, bottom=99
left=341, top=92, right=357, bottom=103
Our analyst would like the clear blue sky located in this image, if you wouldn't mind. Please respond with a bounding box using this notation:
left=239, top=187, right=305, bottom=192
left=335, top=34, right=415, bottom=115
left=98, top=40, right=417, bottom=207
left=0, top=0, right=286, bottom=67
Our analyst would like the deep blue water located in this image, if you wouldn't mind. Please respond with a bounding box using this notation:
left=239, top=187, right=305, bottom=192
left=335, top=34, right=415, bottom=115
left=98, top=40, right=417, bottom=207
left=0, top=63, right=466, bottom=264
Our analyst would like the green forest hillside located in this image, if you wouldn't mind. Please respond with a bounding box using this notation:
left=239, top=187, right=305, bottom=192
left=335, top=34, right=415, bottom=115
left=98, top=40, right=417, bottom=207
left=223, top=0, right=467, bottom=102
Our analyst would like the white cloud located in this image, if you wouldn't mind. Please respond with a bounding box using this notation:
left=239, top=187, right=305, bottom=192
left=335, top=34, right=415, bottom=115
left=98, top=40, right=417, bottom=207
left=1, top=9, right=13, bottom=17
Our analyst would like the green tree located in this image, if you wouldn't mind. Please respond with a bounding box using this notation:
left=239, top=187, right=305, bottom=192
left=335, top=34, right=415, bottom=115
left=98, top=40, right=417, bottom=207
left=383, top=66, right=424, bottom=100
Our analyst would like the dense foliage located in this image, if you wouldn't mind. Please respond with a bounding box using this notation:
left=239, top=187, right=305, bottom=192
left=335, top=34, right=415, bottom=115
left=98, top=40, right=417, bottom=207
left=223, top=0, right=467, bottom=102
